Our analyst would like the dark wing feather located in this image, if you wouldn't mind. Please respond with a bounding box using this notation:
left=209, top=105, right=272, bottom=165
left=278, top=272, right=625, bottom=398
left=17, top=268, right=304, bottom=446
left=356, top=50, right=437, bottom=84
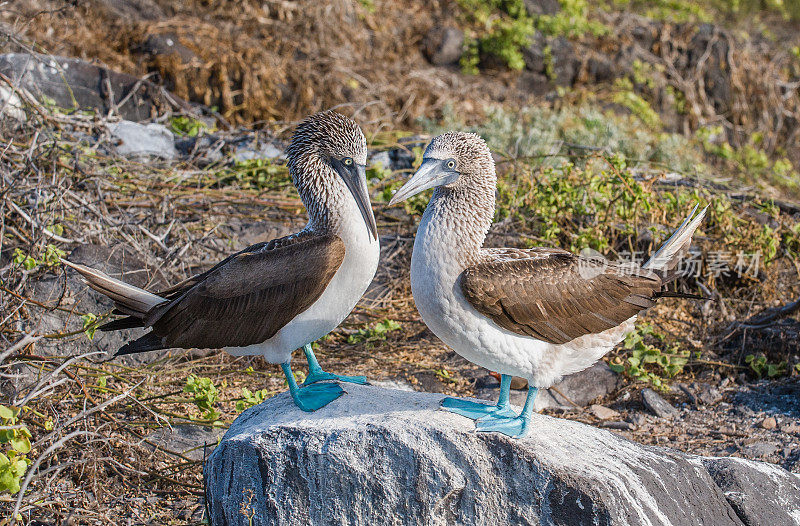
left=460, top=248, right=663, bottom=345
left=144, top=233, right=345, bottom=349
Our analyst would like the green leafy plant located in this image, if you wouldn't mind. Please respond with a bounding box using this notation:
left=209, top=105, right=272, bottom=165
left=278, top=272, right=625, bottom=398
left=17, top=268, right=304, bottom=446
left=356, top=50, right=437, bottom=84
left=613, top=78, right=662, bottom=129
left=347, top=319, right=402, bottom=346
left=745, top=354, right=786, bottom=378
left=609, top=324, right=688, bottom=390
left=184, top=375, right=221, bottom=423
left=169, top=115, right=210, bottom=137
left=81, top=313, right=98, bottom=340
left=235, top=388, right=271, bottom=411
left=217, top=158, right=291, bottom=191
left=12, top=244, right=66, bottom=271
left=456, top=0, right=536, bottom=71
left=535, top=0, right=608, bottom=37
left=0, top=405, right=31, bottom=495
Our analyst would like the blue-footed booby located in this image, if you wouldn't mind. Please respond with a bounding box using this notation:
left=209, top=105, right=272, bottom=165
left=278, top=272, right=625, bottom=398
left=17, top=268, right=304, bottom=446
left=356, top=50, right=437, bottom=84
left=63, top=111, right=380, bottom=412
left=389, top=131, right=706, bottom=438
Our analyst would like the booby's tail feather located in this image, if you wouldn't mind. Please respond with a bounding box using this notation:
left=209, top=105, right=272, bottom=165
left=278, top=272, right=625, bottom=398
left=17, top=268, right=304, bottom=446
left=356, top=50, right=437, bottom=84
left=99, top=316, right=145, bottom=331
left=116, top=332, right=166, bottom=355
left=61, top=258, right=165, bottom=316
left=643, top=205, right=707, bottom=283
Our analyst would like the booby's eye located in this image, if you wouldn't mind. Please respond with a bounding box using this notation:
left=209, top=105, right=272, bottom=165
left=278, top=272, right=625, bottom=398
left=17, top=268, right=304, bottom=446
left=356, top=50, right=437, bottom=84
left=446, top=160, right=456, bottom=169
left=343, top=158, right=354, bottom=166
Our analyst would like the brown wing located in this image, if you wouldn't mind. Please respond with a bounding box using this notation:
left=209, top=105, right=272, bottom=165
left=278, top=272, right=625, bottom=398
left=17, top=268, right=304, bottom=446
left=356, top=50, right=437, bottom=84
left=145, top=233, right=345, bottom=349
left=156, top=231, right=318, bottom=300
left=460, top=248, right=663, bottom=345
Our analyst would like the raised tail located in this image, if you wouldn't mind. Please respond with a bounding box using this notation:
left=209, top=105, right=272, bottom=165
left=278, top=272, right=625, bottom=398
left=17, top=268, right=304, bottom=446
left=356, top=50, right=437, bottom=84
left=643, top=204, right=707, bottom=283
left=61, top=258, right=166, bottom=317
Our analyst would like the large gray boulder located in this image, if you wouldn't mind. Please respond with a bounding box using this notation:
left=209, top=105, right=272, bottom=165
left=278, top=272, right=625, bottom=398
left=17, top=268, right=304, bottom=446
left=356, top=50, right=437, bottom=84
left=204, top=384, right=800, bottom=526
left=0, top=53, right=194, bottom=121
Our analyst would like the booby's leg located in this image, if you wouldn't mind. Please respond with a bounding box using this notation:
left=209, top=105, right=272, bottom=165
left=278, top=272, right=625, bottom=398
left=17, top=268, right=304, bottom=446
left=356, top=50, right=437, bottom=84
left=301, top=343, right=368, bottom=386
left=476, top=386, right=539, bottom=438
left=440, top=374, right=517, bottom=420
left=281, top=362, right=344, bottom=412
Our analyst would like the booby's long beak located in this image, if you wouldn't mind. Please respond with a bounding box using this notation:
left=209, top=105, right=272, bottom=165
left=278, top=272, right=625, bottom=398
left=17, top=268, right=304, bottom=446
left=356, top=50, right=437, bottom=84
left=388, top=158, right=460, bottom=206
left=331, top=159, right=378, bottom=240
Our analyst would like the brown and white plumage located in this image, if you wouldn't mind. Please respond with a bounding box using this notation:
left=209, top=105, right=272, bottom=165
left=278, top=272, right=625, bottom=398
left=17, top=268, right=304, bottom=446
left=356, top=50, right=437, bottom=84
left=461, top=247, right=663, bottom=345
left=391, top=131, right=706, bottom=389
left=64, top=111, right=379, bottom=366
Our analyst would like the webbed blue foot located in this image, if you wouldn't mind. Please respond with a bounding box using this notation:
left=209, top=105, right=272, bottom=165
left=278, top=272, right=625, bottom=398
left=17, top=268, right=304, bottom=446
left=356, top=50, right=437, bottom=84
left=441, top=374, right=516, bottom=420
left=281, top=362, right=344, bottom=412
left=441, top=398, right=517, bottom=419
left=301, top=343, right=368, bottom=386
left=476, top=386, right=539, bottom=439
left=476, top=414, right=531, bottom=437
left=303, top=370, right=368, bottom=386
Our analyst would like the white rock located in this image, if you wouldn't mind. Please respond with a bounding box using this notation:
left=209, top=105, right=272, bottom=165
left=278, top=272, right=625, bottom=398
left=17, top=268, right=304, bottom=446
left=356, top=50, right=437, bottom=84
left=204, top=383, right=800, bottom=525
left=108, top=120, right=177, bottom=159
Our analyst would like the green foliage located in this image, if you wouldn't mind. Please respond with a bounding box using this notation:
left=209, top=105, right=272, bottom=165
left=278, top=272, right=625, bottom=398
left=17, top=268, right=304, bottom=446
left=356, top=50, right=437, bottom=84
left=81, top=313, right=98, bottom=340
left=535, top=0, right=609, bottom=37
left=696, top=126, right=800, bottom=196
left=745, top=354, right=787, bottom=378
left=12, top=244, right=66, bottom=271
left=347, top=319, right=402, bottom=346
left=217, top=158, right=291, bottom=191
left=609, top=324, right=689, bottom=390
left=460, top=37, right=481, bottom=74
left=613, top=78, right=662, bottom=129
left=423, top=103, right=703, bottom=173
left=169, top=115, right=211, bottom=137
left=0, top=405, right=31, bottom=495
left=612, top=0, right=713, bottom=22
left=456, top=0, right=536, bottom=71
left=184, top=375, right=221, bottom=423
left=366, top=159, right=393, bottom=182
left=235, top=388, right=271, bottom=411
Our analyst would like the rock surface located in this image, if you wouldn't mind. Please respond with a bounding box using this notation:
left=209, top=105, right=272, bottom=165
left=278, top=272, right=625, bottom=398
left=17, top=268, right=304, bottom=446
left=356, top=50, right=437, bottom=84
left=204, top=383, right=799, bottom=526
left=0, top=53, right=193, bottom=120
left=108, top=120, right=178, bottom=159
left=642, top=387, right=679, bottom=418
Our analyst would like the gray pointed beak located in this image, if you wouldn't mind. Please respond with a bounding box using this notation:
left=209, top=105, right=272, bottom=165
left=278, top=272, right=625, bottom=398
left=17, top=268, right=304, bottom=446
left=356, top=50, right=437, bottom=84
left=388, top=158, right=460, bottom=206
left=332, top=159, right=378, bottom=240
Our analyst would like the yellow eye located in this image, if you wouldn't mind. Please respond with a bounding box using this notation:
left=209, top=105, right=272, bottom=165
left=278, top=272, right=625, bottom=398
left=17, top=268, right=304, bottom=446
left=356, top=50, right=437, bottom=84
left=343, top=158, right=353, bottom=166
left=447, top=160, right=455, bottom=169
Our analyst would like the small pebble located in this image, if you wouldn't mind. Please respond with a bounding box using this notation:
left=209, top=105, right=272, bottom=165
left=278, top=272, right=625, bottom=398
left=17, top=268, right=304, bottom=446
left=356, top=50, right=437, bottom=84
left=642, top=388, right=679, bottom=418
left=590, top=404, right=620, bottom=421
left=599, top=421, right=635, bottom=431
left=627, top=413, right=647, bottom=427
left=781, top=423, right=800, bottom=434
left=761, top=417, right=777, bottom=430
left=510, top=377, right=528, bottom=390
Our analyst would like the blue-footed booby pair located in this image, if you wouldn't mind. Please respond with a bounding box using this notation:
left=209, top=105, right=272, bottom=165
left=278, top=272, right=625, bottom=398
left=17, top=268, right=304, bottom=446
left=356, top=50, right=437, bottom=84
left=63, top=111, right=380, bottom=412
left=390, top=131, right=706, bottom=438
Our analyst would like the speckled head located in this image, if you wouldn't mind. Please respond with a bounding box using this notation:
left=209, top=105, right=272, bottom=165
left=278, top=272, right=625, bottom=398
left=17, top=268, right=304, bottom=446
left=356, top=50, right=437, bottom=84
left=286, top=111, right=376, bottom=239
left=388, top=131, right=496, bottom=206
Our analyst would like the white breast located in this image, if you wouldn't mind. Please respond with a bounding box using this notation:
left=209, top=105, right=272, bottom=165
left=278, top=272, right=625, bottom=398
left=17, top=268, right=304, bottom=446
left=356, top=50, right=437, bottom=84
left=226, top=209, right=380, bottom=364
left=410, top=211, right=633, bottom=388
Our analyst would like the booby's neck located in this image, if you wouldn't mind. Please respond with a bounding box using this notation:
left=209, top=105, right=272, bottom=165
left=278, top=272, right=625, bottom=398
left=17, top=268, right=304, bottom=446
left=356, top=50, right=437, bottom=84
left=415, top=173, right=495, bottom=271
left=292, top=158, right=367, bottom=243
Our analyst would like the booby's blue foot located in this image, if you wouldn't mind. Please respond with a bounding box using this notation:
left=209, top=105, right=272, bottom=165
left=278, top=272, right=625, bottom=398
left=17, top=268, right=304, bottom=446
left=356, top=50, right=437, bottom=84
left=476, top=414, right=531, bottom=438
left=281, top=362, right=344, bottom=412
left=294, top=382, right=345, bottom=412
left=441, top=398, right=518, bottom=420
left=441, top=374, right=517, bottom=420
left=303, top=370, right=368, bottom=386
left=476, top=386, right=538, bottom=439
left=301, top=344, right=368, bottom=386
